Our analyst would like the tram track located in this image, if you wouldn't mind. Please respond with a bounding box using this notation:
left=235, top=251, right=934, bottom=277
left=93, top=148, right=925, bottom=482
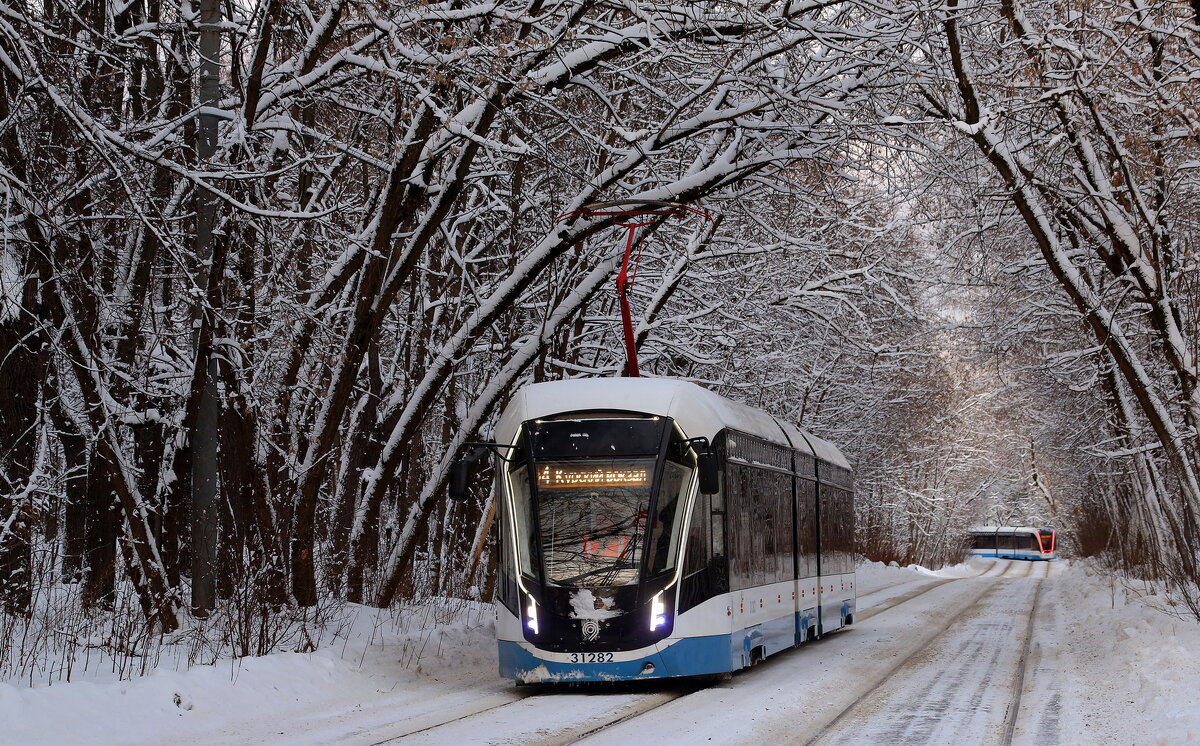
left=369, top=563, right=1007, bottom=745
left=799, top=582, right=1000, bottom=746
left=798, top=562, right=1045, bottom=746
left=1003, top=579, right=1045, bottom=746
left=854, top=558, right=1015, bottom=623
left=373, top=683, right=699, bottom=745
left=354, top=666, right=683, bottom=745
left=552, top=688, right=697, bottom=746
left=366, top=691, right=534, bottom=745
left=855, top=577, right=959, bottom=623
left=563, top=570, right=990, bottom=745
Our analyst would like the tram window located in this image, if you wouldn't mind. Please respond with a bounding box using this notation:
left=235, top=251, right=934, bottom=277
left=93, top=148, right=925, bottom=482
left=726, top=464, right=754, bottom=591
left=507, top=464, right=540, bottom=582
left=730, top=508, right=752, bottom=590
left=826, top=487, right=840, bottom=574
left=847, top=488, right=856, bottom=558
left=753, top=470, right=772, bottom=587
left=678, top=486, right=729, bottom=613
left=842, top=488, right=856, bottom=571
left=725, top=451, right=807, bottom=588
left=842, top=491, right=852, bottom=571
left=759, top=468, right=784, bottom=585
left=819, top=478, right=851, bottom=576
left=753, top=516, right=770, bottom=587
left=797, top=478, right=817, bottom=578
left=765, top=470, right=792, bottom=583
left=647, top=460, right=693, bottom=577
left=531, top=418, right=667, bottom=458
left=827, top=486, right=855, bottom=575
left=796, top=451, right=816, bottom=478
left=682, top=490, right=710, bottom=577
left=972, top=534, right=995, bottom=550
left=712, top=511, right=725, bottom=556
left=495, top=478, right=519, bottom=614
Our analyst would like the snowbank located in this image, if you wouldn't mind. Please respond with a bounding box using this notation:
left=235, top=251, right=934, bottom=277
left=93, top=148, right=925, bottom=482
left=1051, top=562, right=1200, bottom=745
left=0, top=600, right=499, bottom=746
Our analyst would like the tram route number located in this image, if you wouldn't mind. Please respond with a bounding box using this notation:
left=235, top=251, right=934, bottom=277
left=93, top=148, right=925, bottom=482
left=568, top=652, right=615, bottom=663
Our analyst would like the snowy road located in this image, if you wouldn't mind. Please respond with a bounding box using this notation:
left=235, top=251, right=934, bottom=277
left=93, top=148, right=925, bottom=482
left=339, top=559, right=1061, bottom=746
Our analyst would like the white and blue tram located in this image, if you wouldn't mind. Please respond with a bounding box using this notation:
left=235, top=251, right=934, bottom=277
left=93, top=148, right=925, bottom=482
left=457, top=378, right=855, bottom=683
left=967, top=526, right=1056, bottom=561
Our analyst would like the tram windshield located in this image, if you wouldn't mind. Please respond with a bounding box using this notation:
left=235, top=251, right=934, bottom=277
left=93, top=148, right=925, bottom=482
left=1037, top=529, right=1055, bottom=553
left=509, top=416, right=694, bottom=588
left=536, top=457, right=655, bottom=586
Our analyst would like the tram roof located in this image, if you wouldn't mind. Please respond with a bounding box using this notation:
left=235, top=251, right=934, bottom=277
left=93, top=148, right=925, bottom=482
left=968, top=526, right=1054, bottom=534
left=494, top=377, right=851, bottom=470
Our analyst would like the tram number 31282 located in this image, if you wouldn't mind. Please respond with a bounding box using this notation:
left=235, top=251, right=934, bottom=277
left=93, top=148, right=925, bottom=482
left=568, top=652, right=615, bottom=664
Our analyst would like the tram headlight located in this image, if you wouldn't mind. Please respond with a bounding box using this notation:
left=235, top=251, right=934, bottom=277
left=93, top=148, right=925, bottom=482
left=650, top=592, right=668, bottom=632
left=525, top=595, right=539, bottom=635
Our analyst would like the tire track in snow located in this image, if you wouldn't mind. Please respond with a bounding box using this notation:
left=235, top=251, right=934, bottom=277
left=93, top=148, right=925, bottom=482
left=1000, top=559, right=1034, bottom=579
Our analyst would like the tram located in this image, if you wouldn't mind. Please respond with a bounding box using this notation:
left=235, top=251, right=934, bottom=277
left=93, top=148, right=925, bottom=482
left=452, top=378, right=855, bottom=683
left=967, top=526, right=1056, bottom=561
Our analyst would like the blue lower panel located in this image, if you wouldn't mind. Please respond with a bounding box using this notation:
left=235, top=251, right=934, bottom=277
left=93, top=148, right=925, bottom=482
left=743, top=613, right=796, bottom=659
left=967, top=550, right=1053, bottom=561
left=499, top=634, right=734, bottom=682
left=796, top=612, right=816, bottom=642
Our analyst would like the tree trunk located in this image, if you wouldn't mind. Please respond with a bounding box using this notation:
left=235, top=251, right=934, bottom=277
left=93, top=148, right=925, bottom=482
left=0, top=278, right=41, bottom=616
left=81, top=448, right=118, bottom=610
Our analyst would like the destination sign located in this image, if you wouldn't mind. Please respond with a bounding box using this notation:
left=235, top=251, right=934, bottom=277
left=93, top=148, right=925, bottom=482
left=537, top=465, right=650, bottom=489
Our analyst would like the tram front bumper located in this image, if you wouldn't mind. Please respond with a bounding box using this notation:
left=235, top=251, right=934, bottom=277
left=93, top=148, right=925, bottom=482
left=498, top=635, right=733, bottom=683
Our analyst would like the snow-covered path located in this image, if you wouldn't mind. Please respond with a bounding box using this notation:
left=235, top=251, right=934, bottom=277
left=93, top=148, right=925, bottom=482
left=9, top=558, right=1200, bottom=745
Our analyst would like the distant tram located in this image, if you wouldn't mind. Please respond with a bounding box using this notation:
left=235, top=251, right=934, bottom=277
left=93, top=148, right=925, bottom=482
left=455, top=378, right=855, bottom=684
left=968, top=526, right=1056, bottom=561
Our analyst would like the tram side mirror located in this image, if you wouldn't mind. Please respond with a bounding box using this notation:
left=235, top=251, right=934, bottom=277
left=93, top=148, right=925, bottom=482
left=697, top=451, right=720, bottom=494
left=448, top=459, right=471, bottom=502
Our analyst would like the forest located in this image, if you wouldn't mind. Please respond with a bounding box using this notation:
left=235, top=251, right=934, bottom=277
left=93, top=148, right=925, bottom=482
left=1, top=0, right=1199, bottom=681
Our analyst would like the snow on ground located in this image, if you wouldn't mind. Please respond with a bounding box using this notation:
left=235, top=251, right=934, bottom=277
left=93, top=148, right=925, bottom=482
left=0, top=600, right=501, bottom=746
left=3, top=560, right=1199, bottom=745
left=1049, top=563, right=1200, bottom=745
